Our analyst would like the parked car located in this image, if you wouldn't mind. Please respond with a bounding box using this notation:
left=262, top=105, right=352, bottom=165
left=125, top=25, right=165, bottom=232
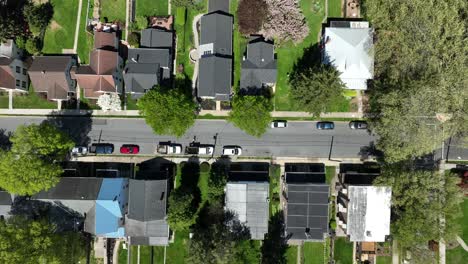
left=349, top=120, right=368, bottom=130
left=90, top=143, right=114, bottom=154
left=316, top=122, right=335, bottom=130
left=157, top=142, right=182, bottom=154
left=185, top=143, right=214, bottom=155
left=271, top=120, right=288, bottom=128
left=120, top=144, right=140, bottom=154
left=223, top=146, right=242, bottom=156
left=71, top=146, right=88, bottom=156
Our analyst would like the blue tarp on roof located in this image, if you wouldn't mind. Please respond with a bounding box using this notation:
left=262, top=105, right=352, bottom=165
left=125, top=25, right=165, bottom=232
left=95, top=178, right=128, bottom=238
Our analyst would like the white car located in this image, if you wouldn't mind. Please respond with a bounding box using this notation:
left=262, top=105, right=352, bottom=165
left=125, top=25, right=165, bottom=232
left=271, top=120, right=287, bottom=128
left=198, top=146, right=214, bottom=155
left=223, top=146, right=242, bottom=156
left=71, top=146, right=88, bottom=156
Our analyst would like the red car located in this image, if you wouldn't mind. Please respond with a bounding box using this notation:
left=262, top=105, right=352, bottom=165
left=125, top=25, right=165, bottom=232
left=120, top=144, right=140, bottom=154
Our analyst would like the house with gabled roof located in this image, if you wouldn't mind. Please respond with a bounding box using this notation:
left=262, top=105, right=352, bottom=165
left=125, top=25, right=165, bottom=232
left=28, top=56, right=77, bottom=101
left=241, top=36, right=277, bottom=94
left=0, top=39, right=29, bottom=93
left=124, top=29, right=174, bottom=99
left=198, top=3, right=233, bottom=101
left=74, top=32, right=124, bottom=99
left=322, top=21, right=374, bottom=90
left=0, top=189, right=13, bottom=219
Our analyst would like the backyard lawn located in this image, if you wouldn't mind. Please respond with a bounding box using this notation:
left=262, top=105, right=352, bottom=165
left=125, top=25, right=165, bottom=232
left=286, top=245, right=298, bottom=264
left=125, top=94, right=139, bottom=110
left=77, top=0, right=94, bottom=63
left=303, top=242, right=324, bottom=264
left=446, top=246, right=468, bottom=264
left=42, top=0, right=79, bottom=53
left=274, top=0, right=326, bottom=111
left=334, top=238, right=353, bottom=264
left=13, top=86, right=57, bottom=109
left=328, top=0, right=343, bottom=18
left=101, top=0, right=126, bottom=22
left=136, top=0, right=168, bottom=17
left=377, top=256, right=392, bottom=264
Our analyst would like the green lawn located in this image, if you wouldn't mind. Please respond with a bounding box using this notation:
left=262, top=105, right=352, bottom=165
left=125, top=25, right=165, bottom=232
left=230, top=0, right=249, bottom=92
left=287, top=245, right=298, bottom=264
left=13, top=86, right=57, bottom=109
left=334, top=238, right=353, bottom=264
left=274, top=0, right=326, bottom=111
left=165, top=230, right=190, bottom=264
left=269, top=164, right=281, bottom=215
left=446, top=246, right=468, bottom=264
left=101, top=0, right=126, bottom=22
left=77, top=0, right=94, bottom=63
left=325, top=166, right=335, bottom=184
left=198, top=170, right=210, bottom=204
left=42, top=0, right=79, bottom=53
left=303, top=242, right=324, bottom=264
left=136, top=0, right=168, bottom=17
left=125, top=94, right=139, bottom=110
left=117, top=243, right=127, bottom=264
left=461, top=199, right=468, bottom=242
left=377, top=256, right=392, bottom=264
left=0, top=94, right=9, bottom=108
left=328, top=0, right=343, bottom=18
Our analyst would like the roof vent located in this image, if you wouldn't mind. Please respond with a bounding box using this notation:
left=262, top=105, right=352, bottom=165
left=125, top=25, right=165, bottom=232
left=366, top=230, right=372, bottom=237
left=261, top=58, right=264, bottom=62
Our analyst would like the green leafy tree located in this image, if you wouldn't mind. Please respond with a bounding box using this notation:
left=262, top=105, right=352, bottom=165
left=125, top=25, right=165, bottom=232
left=207, top=162, right=228, bottom=201
left=374, top=165, right=463, bottom=254
left=10, top=123, right=74, bottom=161
left=0, top=152, right=62, bottom=195
left=0, top=3, right=27, bottom=43
left=25, top=37, right=41, bottom=55
left=127, top=32, right=140, bottom=47
left=23, top=2, right=54, bottom=36
left=290, top=65, right=346, bottom=117
left=138, top=85, right=196, bottom=137
left=0, top=216, right=86, bottom=264
left=167, top=188, right=198, bottom=230
left=261, top=212, right=288, bottom=264
left=228, top=95, right=272, bottom=137
left=135, top=16, right=148, bottom=30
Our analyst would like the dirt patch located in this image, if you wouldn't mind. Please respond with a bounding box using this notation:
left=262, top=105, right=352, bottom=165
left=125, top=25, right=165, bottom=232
left=33, top=0, right=48, bottom=4
left=50, top=20, right=62, bottom=31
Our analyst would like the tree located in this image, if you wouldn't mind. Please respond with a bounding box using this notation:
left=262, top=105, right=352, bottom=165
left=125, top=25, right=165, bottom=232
left=260, top=0, right=309, bottom=43
left=135, top=16, right=147, bottom=30
left=290, top=65, right=346, bottom=117
left=237, top=0, right=267, bottom=35
left=261, top=212, right=288, bottom=264
left=127, top=32, right=140, bottom=47
left=207, top=162, right=228, bottom=201
left=172, top=0, right=195, bottom=8
left=228, top=95, right=272, bottom=137
left=25, top=37, right=41, bottom=55
left=10, top=123, right=74, bottom=161
left=374, top=165, right=463, bottom=254
left=0, top=2, right=27, bottom=43
left=23, top=2, right=54, bottom=36
left=0, top=216, right=86, bottom=264
left=365, top=0, right=468, bottom=162
left=97, top=93, right=122, bottom=111
left=138, top=85, right=196, bottom=137
left=167, top=188, right=198, bottom=230
left=0, top=152, right=62, bottom=195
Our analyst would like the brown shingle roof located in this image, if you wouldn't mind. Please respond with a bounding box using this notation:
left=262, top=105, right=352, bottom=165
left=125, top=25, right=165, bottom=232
left=94, top=32, right=118, bottom=50
left=0, top=58, right=14, bottom=89
left=90, top=49, right=119, bottom=75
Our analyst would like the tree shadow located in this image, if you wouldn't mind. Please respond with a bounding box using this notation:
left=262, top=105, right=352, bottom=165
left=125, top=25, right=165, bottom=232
left=43, top=112, right=93, bottom=145
left=0, top=128, right=13, bottom=151
left=358, top=141, right=384, bottom=161
left=177, top=158, right=202, bottom=214
left=261, top=211, right=289, bottom=264
left=135, top=157, right=176, bottom=180
left=289, top=43, right=321, bottom=82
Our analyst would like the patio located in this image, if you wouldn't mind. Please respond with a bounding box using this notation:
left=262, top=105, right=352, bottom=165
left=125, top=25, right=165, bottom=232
left=345, top=0, right=360, bottom=18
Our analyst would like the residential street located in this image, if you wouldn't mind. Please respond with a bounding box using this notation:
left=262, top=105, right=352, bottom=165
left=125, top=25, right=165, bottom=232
left=0, top=116, right=377, bottom=158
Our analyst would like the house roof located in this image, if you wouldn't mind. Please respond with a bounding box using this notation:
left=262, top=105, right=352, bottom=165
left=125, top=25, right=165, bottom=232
left=28, top=56, right=76, bottom=100
left=127, top=179, right=167, bottom=221
left=33, top=177, right=103, bottom=200
left=200, top=12, right=233, bottom=56
left=323, top=26, right=374, bottom=90
left=346, top=186, right=391, bottom=242
left=285, top=163, right=326, bottom=184
left=198, top=56, right=232, bottom=101
left=225, top=182, right=269, bottom=240
left=240, top=36, right=277, bottom=90
left=208, top=0, right=230, bottom=13
left=89, top=49, right=119, bottom=75
left=140, top=29, right=173, bottom=48
left=94, top=31, right=118, bottom=50
left=286, top=183, right=329, bottom=241
left=0, top=59, right=14, bottom=89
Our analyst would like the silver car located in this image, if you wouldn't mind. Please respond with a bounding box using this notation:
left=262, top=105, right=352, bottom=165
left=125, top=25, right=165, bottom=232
left=71, top=146, right=88, bottom=156
left=271, top=120, right=288, bottom=128
left=223, top=146, right=242, bottom=156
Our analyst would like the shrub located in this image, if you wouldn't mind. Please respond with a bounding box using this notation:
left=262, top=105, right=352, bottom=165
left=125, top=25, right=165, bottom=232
left=127, top=32, right=140, bottom=47
left=25, top=37, right=41, bottom=55
left=135, top=16, right=147, bottom=30
left=330, top=219, right=336, bottom=230
left=237, top=0, right=267, bottom=35
left=200, top=162, right=211, bottom=173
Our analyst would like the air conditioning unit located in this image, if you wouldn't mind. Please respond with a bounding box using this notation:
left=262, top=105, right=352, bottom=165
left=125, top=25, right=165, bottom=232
left=350, top=22, right=369, bottom=29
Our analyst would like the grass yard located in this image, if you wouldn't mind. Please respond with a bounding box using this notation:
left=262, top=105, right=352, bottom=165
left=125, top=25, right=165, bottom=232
left=136, top=0, right=168, bottom=17
left=165, top=230, right=190, bottom=264
left=42, top=0, right=79, bottom=53
left=101, top=0, right=126, bottom=22
left=77, top=0, right=94, bottom=63
left=230, top=0, right=249, bottom=92
left=377, top=256, right=392, bottom=264
left=117, top=243, right=127, bottom=264
left=269, top=164, right=281, bottom=215
left=334, top=238, right=353, bottom=264
left=328, top=0, right=343, bottom=18
left=0, top=94, right=9, bottom=108
left=303, top=242, right=324, bottom=264
left=274, top=0, right=326, bottom=111
left=325, top=166, right=335, bottom=184
left=13, top=86, right=57, bottom=109
left=125, top=94, right=139, bottom=110
left=461, top=199, right=468, bottom=242
left=446, top=246, right=468, bottom=264
left=286, top=245, right=298, bottom=264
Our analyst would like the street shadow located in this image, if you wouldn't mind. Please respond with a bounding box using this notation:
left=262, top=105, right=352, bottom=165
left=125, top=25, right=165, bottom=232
left=261, top=211, right=289, bottom=264
left=0, top=129, right=13, bottom=150
left=135, top=157, right=176, bottom=180
left=228, top=162, right=270, bottom=182
left=43, top=111, right=93, bottom=145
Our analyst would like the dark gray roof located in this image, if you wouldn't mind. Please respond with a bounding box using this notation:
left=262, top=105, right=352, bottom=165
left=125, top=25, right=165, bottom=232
left=208, top=0, right=230, bottom=13
left=128, top=179, right=167, bottom=221
left=129, top=234, right=169, bottom=246
left=0, top=191, right=12, bottom=205
left=286, top=184, right=329, bottom=241
left=240, top=37, right=277, bottom=90
left=200, top=12, right=233, bottom=56
left=198, top=56, right=232, bottom=101
left=33, top=177, right=103, bottom=200
left=124, top=48, right=172, bottom=95
left=140, top=29, right=174, bottom=48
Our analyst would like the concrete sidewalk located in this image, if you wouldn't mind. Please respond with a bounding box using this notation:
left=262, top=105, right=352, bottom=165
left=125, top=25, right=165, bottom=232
left=0, top=108, right=363, bottom=118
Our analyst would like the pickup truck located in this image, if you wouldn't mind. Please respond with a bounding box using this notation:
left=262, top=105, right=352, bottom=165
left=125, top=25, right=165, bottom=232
left=157, top=142, right=182, bottom=154
left=185, top=143, right=214, bottom=155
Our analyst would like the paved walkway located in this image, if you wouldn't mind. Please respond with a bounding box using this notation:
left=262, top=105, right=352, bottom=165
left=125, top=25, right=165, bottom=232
left=392, top=240, right=399, bottom=264
left=456, top=236, right=468, bottom=251
left=72, top=0, right=84, bottom=53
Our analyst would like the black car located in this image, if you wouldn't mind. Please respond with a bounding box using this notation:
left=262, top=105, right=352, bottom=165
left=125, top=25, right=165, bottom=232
left=316, top=121, right=335, bottom=130
left=349, top=121, right=368, bottom=130
left=90, top=143, right=114, bottom=154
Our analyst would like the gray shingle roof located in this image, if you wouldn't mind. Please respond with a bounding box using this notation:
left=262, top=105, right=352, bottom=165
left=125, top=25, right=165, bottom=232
left=33, top=177, right=103, bottom=201
left=200, top=12, right=233, bottom=56
left=208, top=0, right=230, bottom=13
left=140, top=29, right=174, bottom=48
left=286, top=184, right=329, bottom=241
left=240, top=37, right=277, bottom=90
left=198, top=56, right=232, bottom=100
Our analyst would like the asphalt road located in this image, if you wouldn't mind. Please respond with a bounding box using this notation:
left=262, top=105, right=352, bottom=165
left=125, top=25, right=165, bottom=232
left=0, top=117, right=378, bottom=159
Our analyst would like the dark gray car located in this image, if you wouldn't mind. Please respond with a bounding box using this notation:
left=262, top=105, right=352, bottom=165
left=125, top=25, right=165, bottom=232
left=90, top=143, right=114, bottom=154
left=349, top=121, right=368, bottom=130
